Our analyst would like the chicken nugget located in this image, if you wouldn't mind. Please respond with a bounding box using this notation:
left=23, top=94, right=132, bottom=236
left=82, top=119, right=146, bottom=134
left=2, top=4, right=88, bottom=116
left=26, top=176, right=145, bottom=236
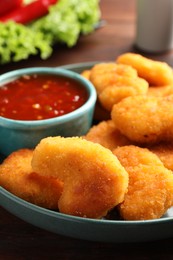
left=99, top=76, right=148, bottom=111
left=111, top=95, right=173, bottom=144
left=32, top=136, right=129, bottom=219
left=89, top=62, right=138, bottom=94
left=84, top=120, right=131, bottom=151
left=116, top=53, right=173, bottom=86
left=0, top=149, right=63, bottom=209
left=89, top=62, right=148, bottom=111
left=113, top=145, right=173, bottom=220
left=148, top=85, right=173, bottom=97
left=148, top=142, right=173, bottom=171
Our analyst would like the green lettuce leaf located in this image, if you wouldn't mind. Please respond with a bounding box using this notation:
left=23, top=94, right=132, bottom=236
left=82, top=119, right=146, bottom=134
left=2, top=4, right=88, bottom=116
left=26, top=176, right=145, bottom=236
left=30, top=0, right=101, bottom=46
left=0, top=0, right=100, bottom=64
left=0, top=21, right=52, bottom=64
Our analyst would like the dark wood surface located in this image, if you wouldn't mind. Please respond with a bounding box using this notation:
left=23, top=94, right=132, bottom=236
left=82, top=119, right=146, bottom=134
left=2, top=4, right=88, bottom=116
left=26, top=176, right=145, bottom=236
left=1, top=0, right=173, bottom=259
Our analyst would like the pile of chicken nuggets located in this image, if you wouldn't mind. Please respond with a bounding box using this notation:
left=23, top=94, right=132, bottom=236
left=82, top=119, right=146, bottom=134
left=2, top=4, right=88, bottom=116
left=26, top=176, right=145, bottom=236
left=1, top=52, right=173, bottom=221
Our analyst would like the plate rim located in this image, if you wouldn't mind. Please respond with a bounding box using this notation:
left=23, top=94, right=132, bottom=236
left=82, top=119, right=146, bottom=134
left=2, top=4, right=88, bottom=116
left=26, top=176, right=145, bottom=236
left=1, top=186, right=173, bottom=225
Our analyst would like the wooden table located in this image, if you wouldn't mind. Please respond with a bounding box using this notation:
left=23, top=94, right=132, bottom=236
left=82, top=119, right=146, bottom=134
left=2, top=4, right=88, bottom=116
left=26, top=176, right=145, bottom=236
left=1, top=0, right=173, bottom=258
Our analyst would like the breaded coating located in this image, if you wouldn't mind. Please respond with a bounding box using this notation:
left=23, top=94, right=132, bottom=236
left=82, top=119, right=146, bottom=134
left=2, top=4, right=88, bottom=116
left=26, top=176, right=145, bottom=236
left=84, top=120, right=131, bottom=151
left=0, top=149, right=63, bottom=209
left=149, top=142, right=173, bottom=171
left=113, top=145, right=173, bottom=220
left=32, top=136, right=129, bottom=219
left=111, top=95, right=173, bottom=144
left=116, top=52, right=173, bottom=86
left=99, top=76, right=148, bottom=111
left=88, top=62, right=148, bottom=111
left=148, top=85, right=173, bottom=97
left=89, top=62, right=138, bottom=94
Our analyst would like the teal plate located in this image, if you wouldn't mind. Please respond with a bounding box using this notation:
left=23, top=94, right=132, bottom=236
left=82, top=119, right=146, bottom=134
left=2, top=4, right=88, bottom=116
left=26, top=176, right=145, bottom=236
left=1, top=186, right=173, bottom=243
left=1, top=62, right=173, bottom=243
left=59, top=61, right=99, bottom=73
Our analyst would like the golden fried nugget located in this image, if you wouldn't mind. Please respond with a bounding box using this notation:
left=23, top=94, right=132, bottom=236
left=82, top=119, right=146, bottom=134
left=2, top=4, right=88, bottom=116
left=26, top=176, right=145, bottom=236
left=89, top=62, right=148, bottom=111
left=117, top=53, right=173, bottom=86
left=148, top=142, right=173, bottom=171
left=113, top=145, right=173, bottom=220
left=99, top=76, right=148, bottom=111
left=89, top=62, right=138, bottom=93
left=111, top=95, right=173, bottom=144
left=0, top=149, right=63, bottom=209
left=32, top=136, right=129, bottom=219
left=84, top=120, right=131, bottom=151
left=148, top=85, right=173, bottom=97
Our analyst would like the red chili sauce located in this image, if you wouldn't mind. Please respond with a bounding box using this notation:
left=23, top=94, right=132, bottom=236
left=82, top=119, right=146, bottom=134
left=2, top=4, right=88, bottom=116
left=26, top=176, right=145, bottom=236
left=0, top=74, right=89, bottom=120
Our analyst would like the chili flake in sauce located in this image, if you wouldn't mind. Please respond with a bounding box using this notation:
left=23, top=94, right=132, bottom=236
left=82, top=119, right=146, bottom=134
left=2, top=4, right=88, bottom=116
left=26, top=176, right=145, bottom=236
left=0, top=74, right=88, bottom=120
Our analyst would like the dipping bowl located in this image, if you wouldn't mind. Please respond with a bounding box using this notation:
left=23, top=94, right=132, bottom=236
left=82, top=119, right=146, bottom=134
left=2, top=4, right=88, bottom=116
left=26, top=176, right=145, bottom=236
left=0, top=67, right=96, bottom=156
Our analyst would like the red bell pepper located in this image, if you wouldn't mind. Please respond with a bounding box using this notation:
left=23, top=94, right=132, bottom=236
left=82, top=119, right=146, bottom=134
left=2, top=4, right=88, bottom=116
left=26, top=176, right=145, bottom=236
left=0, top=0, right=23, bottom=16
left=0, top=0, right=58, bottom=24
